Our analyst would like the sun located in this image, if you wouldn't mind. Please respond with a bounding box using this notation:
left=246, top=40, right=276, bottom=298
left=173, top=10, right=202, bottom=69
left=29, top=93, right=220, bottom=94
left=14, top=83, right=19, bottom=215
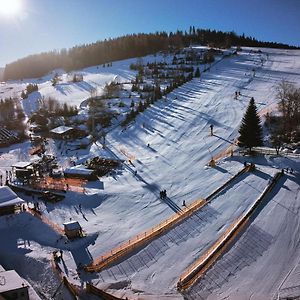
left=0, top=0, right=21, bottom=16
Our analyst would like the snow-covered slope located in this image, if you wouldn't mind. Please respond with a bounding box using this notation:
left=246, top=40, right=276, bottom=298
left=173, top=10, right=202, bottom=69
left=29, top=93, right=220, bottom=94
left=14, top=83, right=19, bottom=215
left=0, top=47, right=299, bottom=299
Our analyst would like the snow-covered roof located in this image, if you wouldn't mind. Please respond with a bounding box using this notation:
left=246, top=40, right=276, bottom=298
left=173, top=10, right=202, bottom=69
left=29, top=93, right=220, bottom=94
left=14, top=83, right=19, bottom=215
left=64, top=165, right=94, bottom=176
left=11, top=161, right=32, bottom=169
left=76, top=124, right=88, bottom=131
left=0, top=270, right=28, bottom=293
left=50, top=126, right=74, bottom=135
left=63, top=221, right=81, bottom=231
left=0, top=187, right=25, bottom=208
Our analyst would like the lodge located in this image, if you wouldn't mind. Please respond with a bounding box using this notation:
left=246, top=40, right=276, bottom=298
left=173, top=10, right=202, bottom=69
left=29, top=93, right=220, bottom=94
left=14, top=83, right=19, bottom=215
left=63, top=221, right=83, bottom=239
left=0, top=186, right=25, bottom=216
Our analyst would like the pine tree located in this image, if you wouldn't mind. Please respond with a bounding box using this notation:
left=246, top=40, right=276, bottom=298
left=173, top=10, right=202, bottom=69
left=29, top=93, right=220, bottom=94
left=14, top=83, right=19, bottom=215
left=194, top=67, right=200, bottom=78
left=238, top=97, right=263, bottom=151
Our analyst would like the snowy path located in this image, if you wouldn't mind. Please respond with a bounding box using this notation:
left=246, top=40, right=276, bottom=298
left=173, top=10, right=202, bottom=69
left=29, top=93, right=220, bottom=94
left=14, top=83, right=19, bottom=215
left=1, top=48, right=300, bottom=299
left=82, top=49, right=276, bottom=254
left=94, top=168, right=272, bottom=296
left=189, top=169, right=300, bottom=300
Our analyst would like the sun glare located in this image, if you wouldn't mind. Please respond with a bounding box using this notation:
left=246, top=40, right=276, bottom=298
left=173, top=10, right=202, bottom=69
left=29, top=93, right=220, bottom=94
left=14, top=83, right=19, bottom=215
left=0, top=0, right=21, bottom=16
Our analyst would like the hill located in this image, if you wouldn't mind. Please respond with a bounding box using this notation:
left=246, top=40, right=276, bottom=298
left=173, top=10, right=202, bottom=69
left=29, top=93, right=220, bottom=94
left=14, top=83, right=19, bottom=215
left=0, top=46, right=299, bottom=299
left=3, top=28, right=298, bottom=81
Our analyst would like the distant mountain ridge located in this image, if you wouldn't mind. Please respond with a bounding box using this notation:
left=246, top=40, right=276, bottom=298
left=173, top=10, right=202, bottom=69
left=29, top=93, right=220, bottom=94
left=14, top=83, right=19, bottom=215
left=3, top=27, right=299, bottom=81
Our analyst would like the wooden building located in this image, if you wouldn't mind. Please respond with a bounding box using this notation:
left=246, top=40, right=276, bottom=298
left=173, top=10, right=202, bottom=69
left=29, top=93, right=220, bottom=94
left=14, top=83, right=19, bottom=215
left=0, top=186, right=25, bottom=216
left=63, top=221, right=83, bottom=239
left=0, top=269, right=29, bottom=300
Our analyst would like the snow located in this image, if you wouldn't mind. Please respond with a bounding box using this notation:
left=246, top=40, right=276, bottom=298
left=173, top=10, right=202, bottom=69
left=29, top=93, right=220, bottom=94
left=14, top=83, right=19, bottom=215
left=0, top=47, right=299, bottom=299
left=11, top=161, right=32, bottom=168
left=64, top=165, right=94, bottom=176
left=0, top=186, right=25, bottom=207
left=49, top=125, right=74, bottom=135
left=189, top=162, right=300, bottom=300
left=63, top=221, right=81, bottom=231
left=0, top=269, right=28, bottom=293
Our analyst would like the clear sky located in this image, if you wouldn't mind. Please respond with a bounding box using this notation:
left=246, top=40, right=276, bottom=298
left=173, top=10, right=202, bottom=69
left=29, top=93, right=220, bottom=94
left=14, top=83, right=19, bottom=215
left=0, top=0, right=299, bottom=67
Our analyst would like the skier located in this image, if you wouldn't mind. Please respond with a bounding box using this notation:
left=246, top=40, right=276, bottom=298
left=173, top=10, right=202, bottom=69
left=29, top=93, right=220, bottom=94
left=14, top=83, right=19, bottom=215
left=210, top=124, right=214, bottom=136
left=182, top=200, right=186, bottom=207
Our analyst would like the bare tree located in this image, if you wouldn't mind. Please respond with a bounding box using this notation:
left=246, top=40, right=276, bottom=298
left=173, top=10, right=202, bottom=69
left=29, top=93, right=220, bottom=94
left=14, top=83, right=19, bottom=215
left=276, top=80, right=300, bottom=140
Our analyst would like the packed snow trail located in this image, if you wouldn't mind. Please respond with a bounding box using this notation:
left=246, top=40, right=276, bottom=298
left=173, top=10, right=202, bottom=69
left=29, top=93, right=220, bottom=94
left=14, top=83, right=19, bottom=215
left=188, top=162, right=300, bottom=300
left=1, top=48, right=300, bottom=299
left=81, top=48, right=279, bottom=256
left=85, top=167, right=248, bottom=273
left=179, top=171, right=283, bottom=292
left=94, top=168, right=271, bottom=297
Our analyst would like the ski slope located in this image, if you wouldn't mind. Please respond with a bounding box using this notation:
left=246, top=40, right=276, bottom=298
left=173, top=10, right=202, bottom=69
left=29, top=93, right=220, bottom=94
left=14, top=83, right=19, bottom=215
left=188, top=157, right=300, bottom=300
left=0, top=47, right=299, bottom=299
left=94, top=168, right=273, bottom=298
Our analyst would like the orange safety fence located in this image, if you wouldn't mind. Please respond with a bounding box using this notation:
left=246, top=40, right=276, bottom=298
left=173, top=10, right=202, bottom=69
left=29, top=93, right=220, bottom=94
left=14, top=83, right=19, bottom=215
left=85, top=198, right=206, bottom=272
left=27, top=207, right=65, bottom=235
left=31, top=177, right=87, bottom=193
left=212, top=139, right=238, bottom=162
left=178, top=216, right=248, bottom=290
left=85, top=166, right=249, bottom=273
left=86, top=283, right=124, bottom=300
left=119, top=147, right=135, bottom=161
left=177, top=171, right=283, bottom=291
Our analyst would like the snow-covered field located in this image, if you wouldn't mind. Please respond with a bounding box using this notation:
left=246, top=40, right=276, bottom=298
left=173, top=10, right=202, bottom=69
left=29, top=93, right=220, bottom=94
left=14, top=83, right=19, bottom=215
left=0, top=47, right=299, bottom=299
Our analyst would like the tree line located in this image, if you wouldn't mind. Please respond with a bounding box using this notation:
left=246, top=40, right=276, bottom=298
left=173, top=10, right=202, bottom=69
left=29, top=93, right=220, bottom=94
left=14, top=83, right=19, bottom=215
left=4, top=28, right=298, bottom=81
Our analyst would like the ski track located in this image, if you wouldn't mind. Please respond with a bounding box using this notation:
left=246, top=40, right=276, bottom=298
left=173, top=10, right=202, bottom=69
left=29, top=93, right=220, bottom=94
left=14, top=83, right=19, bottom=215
left=0, top=48, right=300, bottom=299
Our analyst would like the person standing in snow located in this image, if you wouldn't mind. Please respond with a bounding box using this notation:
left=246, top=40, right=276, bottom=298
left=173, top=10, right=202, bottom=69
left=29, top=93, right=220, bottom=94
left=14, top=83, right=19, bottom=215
left=210, top=124, right=214, bottom=136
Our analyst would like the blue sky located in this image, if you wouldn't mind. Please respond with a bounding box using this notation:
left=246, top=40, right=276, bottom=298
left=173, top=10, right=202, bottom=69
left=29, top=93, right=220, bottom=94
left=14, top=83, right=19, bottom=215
left=0, top=0, right=299, bottom=67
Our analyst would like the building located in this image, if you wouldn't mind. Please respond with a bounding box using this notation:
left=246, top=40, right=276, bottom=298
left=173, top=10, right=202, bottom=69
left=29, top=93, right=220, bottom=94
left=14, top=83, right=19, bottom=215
left=49, top=126, right=86, bottom=140
left=11, top=161, right=34, bottom=182
left=0, top=186, right=25, bottom=216
left=0, top=269, right=29, bottom=300
left=49, top=126, right=75, bottom=140
left=64, top=165, right=96, bottom=180
left=63, top=221, right=83, bottom=239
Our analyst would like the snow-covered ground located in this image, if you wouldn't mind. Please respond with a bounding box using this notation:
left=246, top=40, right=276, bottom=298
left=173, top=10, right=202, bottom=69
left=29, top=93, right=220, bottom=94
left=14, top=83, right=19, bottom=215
left=0, top=47, right=299, bottom=299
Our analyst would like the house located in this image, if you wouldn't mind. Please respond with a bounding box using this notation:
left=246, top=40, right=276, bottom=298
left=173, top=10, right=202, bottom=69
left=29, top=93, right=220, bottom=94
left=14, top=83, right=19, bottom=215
left=49, top=126, right=75, bottom=140
left=64, top=165, right=96, bottom=180
left=11, top=161, right=34, bottom=182
left=0, top=269, right=29, bottom=300
left=0, top=186, right=25, bottom=216
left=63, top=221, right=83, bottom=239
left=49, top=126, right=86, bottom=140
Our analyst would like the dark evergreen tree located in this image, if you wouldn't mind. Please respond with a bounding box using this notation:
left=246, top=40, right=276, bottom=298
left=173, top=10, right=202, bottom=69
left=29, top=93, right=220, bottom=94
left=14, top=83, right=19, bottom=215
left=4, top=29, right=297, bottom=81
left=238, top=97, right=263, bottom=151
left=194, top=67, right=200, bottom=78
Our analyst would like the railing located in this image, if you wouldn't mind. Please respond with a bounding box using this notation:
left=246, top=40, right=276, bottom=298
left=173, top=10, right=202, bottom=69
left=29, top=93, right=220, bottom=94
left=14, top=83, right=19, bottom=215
left=177, top=171, right=283, bottom=291
left=27, top=208, right=65, bottom=235
left=85, top=198, right=206, bottom=272
left=85, top=166, right=249, bottom=273
left=86, top=283, right=124, bottom=300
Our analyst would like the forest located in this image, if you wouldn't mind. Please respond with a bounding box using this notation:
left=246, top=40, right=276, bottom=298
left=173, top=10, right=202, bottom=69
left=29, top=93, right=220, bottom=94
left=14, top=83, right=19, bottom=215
left=4, top=27, right=298, bottom=80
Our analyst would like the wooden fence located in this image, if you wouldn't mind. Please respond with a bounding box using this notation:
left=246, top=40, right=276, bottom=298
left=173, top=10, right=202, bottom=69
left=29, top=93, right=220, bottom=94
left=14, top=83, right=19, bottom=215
left=177, top=171, right=283, bottom=291
left=86, top=283, right=124, bottom=300
left=85, top=166, right=249, bottom=273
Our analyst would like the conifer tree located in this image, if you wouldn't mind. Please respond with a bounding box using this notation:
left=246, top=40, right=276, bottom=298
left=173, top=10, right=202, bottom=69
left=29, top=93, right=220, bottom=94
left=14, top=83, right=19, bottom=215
left=238, top=97, right=263, bottom=151
left=194, top=67, right=200, bottom=78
